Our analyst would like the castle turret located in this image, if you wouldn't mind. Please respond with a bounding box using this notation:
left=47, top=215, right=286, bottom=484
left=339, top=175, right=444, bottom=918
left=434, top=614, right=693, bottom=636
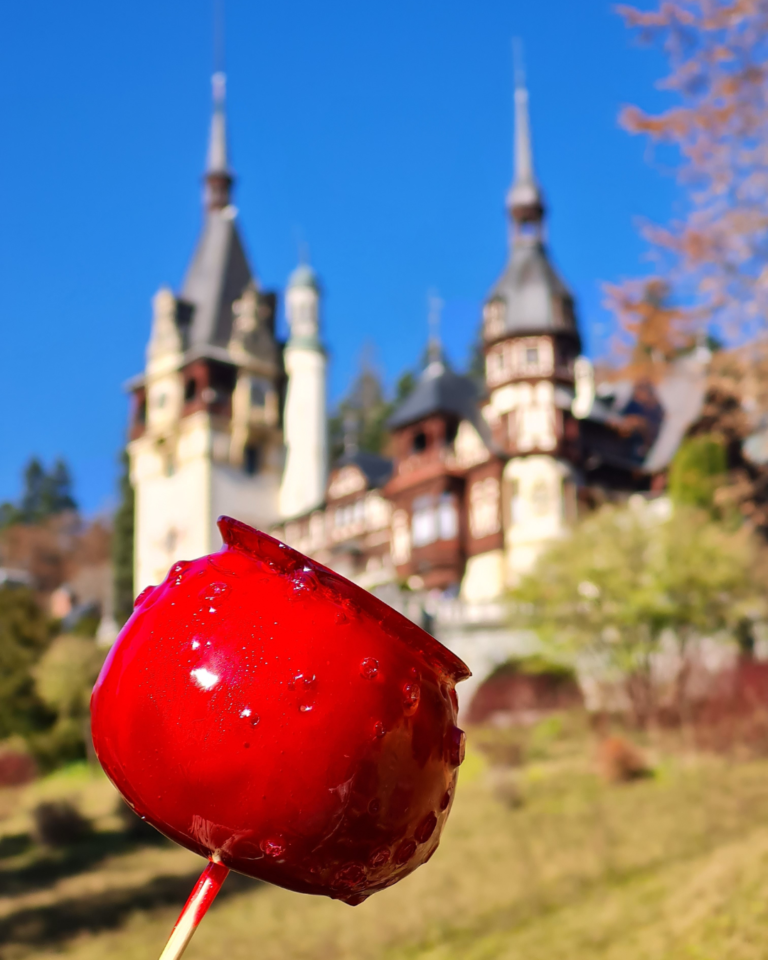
left=482, top=61, right=581, bottom=579
left=279, top=262, right=328, bottom=519
left=127, top=73, right=283, bottom=592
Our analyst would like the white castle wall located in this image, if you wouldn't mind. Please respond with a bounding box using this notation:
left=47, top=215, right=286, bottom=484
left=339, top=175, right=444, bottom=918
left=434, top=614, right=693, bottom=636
left=211, top=463, right=280, bottom=543
left=504, top=454, right=574, bottom=581
left=131, top=418, right=213, bottom=592
left=279, top=344, right=327, bottom=520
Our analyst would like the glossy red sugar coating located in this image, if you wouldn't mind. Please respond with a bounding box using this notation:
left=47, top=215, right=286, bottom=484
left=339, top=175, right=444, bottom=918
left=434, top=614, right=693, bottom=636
left=91, top=516, right=470, bottom=905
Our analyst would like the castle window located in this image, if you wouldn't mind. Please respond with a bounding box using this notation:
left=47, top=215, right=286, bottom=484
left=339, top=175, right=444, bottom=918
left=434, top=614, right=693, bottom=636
left=515, top=338, right=554, bottom=377
left=185, top=378, right=197, bottom=402
left=412, top=496, right=437, bottom=547
left=243, top=445, right=259, bottom=476
left=412, top=431, right=427, bottom=453
left=437, top=494, right=458, bottom=540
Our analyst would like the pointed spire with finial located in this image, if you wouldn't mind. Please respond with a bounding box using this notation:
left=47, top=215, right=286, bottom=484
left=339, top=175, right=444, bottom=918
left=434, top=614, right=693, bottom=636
left=343, top=410, right=360, bottom=458
left=424, top=289, right=446, bottom=377
left=507, top=40, right=545, bottom=239
left=205, top=71, right=233, bottom=211
left=287, top=238, right=320, bottom=293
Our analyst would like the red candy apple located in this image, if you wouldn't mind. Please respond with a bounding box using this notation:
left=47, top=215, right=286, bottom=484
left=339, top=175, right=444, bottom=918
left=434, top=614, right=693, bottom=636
left=91, top=516, right=470, bottom=907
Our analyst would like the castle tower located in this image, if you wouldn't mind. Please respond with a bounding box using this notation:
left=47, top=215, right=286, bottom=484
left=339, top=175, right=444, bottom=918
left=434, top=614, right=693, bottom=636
left=482, top=63, right=582, bottom=579
left=127, top=73, right=284, bottom=592
left=279, top=262, right=328, bottom=519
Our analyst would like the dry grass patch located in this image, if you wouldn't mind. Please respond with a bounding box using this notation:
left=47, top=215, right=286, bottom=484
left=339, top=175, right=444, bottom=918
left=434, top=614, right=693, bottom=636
left=3, top=720, right=768, bottom=959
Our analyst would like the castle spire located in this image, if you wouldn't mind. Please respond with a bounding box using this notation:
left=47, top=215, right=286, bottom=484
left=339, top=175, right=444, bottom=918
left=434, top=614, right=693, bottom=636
left=506, top=43, right=544, bottom=237
left=205, top=72, right=233, bottom=211
left=425, top=290, right=445, bottom=373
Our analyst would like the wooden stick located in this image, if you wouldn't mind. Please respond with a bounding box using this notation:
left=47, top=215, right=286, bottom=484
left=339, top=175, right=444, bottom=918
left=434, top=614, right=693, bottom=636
left=159, top=860, right=230, bottom=960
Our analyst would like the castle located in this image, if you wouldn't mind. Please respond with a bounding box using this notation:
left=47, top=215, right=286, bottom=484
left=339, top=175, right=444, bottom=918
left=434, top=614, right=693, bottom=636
left=127, top=70, right=706, bottom=609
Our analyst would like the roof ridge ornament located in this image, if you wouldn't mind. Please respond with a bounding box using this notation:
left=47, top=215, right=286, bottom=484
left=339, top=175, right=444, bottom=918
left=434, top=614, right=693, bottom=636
left=507, top=39, right=545, bottom=244
left=205, top=71, right=233, bottom=210
left=424, top=290, right=445, bottom=378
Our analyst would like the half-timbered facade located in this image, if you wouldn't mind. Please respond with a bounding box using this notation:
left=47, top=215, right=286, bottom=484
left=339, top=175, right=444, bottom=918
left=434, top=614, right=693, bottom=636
left=268, top=68, right=705, bottom=604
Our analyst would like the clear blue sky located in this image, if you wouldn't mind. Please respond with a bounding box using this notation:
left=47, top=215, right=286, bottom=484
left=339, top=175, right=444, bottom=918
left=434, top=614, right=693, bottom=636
left=0, top=0, right=672, bottom=515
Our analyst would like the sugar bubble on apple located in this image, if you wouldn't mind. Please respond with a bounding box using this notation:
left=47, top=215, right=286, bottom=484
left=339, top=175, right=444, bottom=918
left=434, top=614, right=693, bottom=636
left=91, top=516, right=470, bottom=959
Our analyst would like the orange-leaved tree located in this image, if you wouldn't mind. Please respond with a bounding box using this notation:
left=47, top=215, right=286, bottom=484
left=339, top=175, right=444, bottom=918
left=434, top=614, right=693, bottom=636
left=611, top=0, right=768, bottom=356
left=603, top=276, right=696, bottom=380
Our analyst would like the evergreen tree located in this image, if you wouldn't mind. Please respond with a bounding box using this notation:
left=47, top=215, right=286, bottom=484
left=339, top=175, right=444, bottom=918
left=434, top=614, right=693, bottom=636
left=0, top=502, right=19, bottom=528
left=466, top=327, right=486, bottom=392
left=112, top=451, right=135, bottom=626
left=329, top=361, right=401, bottom=461
left=19, top=458, right=46, bottom=522
left=45, top=459, right=77, bottom=514
left=394, top=370, right=416, bottom=404
left=8, top=457, right=78, bottom=525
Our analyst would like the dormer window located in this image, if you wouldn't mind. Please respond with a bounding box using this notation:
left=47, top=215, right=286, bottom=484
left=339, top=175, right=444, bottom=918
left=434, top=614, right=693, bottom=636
left=412, top=431, right=427, bottom=453
left=185, top=378, right=197, bottom=402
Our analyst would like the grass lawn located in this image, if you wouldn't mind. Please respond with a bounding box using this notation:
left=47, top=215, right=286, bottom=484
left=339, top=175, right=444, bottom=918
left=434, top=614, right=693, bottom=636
left=4, top=719, right=768, bottom=959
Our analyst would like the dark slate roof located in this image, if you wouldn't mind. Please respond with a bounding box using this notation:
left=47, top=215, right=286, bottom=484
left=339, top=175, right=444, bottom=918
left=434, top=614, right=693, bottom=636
left=180, top=209, right=253, bottom=349
left=388, top=358, right=479, bottom=430
left=643, top=351, right=709, bottom=473
left=489, top=240, right=580, bottom=342
left=335, top=451, right=393, bottom=488
left=744, top=416, right=768, bottom=466
left=594, top=380, right=636, bottom=415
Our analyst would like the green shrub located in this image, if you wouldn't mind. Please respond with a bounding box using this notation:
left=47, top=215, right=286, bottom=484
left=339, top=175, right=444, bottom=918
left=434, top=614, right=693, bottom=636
left=30, top=635, right=105, bottom=769
left=32, top=800, right=91, bottom=847
left=669, top=434, right=727, bottom=511
left=487, top=654, right=577, bottom=684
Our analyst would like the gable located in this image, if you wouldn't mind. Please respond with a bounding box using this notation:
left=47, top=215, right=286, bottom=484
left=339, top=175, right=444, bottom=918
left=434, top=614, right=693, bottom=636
left=327, top=465, right=367, bottom=501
